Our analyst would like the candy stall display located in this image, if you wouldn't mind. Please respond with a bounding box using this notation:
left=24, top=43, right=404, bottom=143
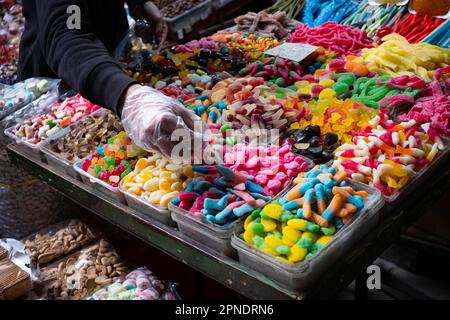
left=231, top=165, right=383, bottom=290
left=361, top=34, right=450, bottom=81
left=75, top=131, right=148, bottom=203
left=0, top=78, right=52, bottom=119
left=229, top=11, right=300, bottom=40
left=0, top=3, right=24, bottom=84
left=170, top=143, right=312, bottom=256
left=42, top=110, right=123, bottom=179
left=332, top=114, right=445, bottom=199
left=3, top=3, right=450, bottom=298
left=33, top=239, right=128, bottom=300
left=5, top=94, right=102, bottom=152
left=290, top=22, right=374, bottom=57
left=88, top=267, right=177, bottom=300
left=120, top=154, right=194, bottom=224
left=23, top=220, right=98, bottom=266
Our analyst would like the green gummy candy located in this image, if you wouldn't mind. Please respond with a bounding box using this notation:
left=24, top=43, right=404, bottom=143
left=271, top=232, right=282, bottom=239
left=94, top=164, right=102, bottom=177
left=271, top=200, right=280, bottom=205
left=276, top=245, right=291, bottom=255
left=275, top=78, right=286, bottom=87
left=251, top=208, right=262, bottom=219
left=287, top=85, right=298, bottom=92
left=280, top=212, right=295, bottom=222
left=333, top=82, right=349, bottom=95
left=306, top=221, right=320, bottom=233
left=298, top=237, right=313, bottom=250
left=107, top=136, right=116, bottom=144
left=250, top=222, right=265, bottom=236
left=320, top=227, right=336, bottom=235
left=339, top=76, right=355, bottom=86
left=104, top=156, right=116, bottom=166
left=120, top=168, right=132, bottom=179
left=252, top=235, right=265, bottom=248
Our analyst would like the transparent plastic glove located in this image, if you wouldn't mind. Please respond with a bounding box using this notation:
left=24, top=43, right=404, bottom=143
left=121, top=85, right=206, bottom=161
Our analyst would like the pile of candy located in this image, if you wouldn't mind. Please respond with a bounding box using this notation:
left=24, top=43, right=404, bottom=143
left=122, top=154, right=193, bottom=208
left=47, top=110, right=123, bottom=163
left=171, top=143, right=310, bottom=225
left=291, top=22, right=373, bottom=57
left=351, top=75, right=422, bottom=110
left=240, top=165, right=367, bottom=263
left=300, top=0, right=358, bottom=27
left=291, top=97, right=377, bottom=144
left=0, top=3, right=24, bottom=84
left=0, top=78, right=50, bottom=118
left=361, top=34, right=450, bottom=81
left=397, top=68, right=450, bottom=137
left=88, top=267, right=176, bottom=300
left=332, top=114, right=445, bottom=196
left=10, top=94, right=101, bottom=144
left=238, top=53, right=331, bottom=86
left=81, top=131, right=147, bottom=187
left=230, top=11, right=300, bottom=40
left=160, top=0, right=205, bottom=18
left=290, top=125, right=338, bottom=163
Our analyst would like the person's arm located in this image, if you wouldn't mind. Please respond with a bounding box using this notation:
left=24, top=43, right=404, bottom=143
left=126, top=0, right=167, bottom=45
left=36, top=0, right=137, bottom=114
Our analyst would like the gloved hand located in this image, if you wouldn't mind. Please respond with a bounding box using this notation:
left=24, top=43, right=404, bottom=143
left=120, top=85, right=205, bottom=161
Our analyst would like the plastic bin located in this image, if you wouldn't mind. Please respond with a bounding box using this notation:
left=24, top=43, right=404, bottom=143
left=170, top=203, right=240, bottom=258
left=73, top=156, right=126, bottom=204
left=165, top=0, right=212, bottom=40
left=41, top=144, right=81, bottom=180
left=231, top=179, right=384, bottom=291
left=4, top=125, right=69, bottom=161
left=211, top=0, right=233, bottom=9
left=167, top=169, right=311, bottom=258
left=119, top=180, right=173, bottom=226
left=40, top=109, right=113, bottom=180
left=3, top=93, right=67, bottom=160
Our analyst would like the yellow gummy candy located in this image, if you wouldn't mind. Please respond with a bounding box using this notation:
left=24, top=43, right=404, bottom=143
left=159, top=179, right=172, bottom=193
left=243, top=229, right=255, bottom=244
left=143, top=177, right=160, bottom=192
left=244, top=215, right=253, bottom=229
left=282, top=226, right=302, bottom=243
left=148, top=190, right=164, bottom=205
left=316, top=235, right=333, bottom=246
left=318, top=88, right=336, bottom=100
left=265, top=235, right=284, bottom=249
left=287, top=218, right=307, bottom=231
left=261, top=218, right=277, bottom=232
left=319, top=79, right=334, bottom=88
left=262, top=204, right=283, bottom=220
left=135, top=159, right=150, bottom=172
left=160, top=191, right=178, bottom=207
left=282, top=235, right=295, bottom=247
left=288, top=244, right=307, bottom=263
left=171, top=181, right=183, bottom=191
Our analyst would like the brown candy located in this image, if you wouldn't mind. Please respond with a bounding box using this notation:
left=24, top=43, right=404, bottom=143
left=36, top=240, right=128, bottom=300
left=24, top=220, right=98, bottom=265
left=49, top=111, right=122, bottom=162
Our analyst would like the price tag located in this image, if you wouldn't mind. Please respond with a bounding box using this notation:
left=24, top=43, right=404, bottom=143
left=264, top=43, right=318, bottom=62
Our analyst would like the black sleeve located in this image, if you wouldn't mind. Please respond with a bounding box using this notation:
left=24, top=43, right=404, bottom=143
left=36, top=0, right=137, bottom=114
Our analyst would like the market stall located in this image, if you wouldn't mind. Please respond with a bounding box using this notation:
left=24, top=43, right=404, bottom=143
left=1, top=0, right=449, bottom=300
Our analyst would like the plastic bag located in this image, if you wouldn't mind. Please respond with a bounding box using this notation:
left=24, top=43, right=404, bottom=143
left=87, top=266, right=181, bottom=300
